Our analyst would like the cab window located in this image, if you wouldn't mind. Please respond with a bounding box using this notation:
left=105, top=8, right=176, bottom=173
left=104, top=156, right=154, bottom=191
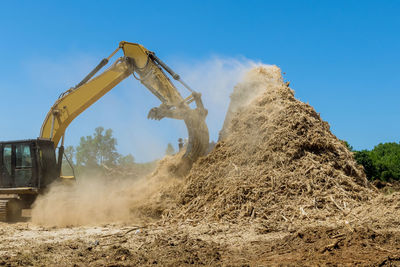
left=16, top=144, right=32, bottom=168
left=15, top=144, right=33, bottom=186
left=3, top=144, right=12, bottom=176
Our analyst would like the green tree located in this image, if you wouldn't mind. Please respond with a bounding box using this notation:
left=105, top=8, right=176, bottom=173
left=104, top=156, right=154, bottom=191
left=370, top=142, right=400, bottom=181
left=76, top=127, right=120, bottom=169
left=354, top=150, right=377, bottom=180
left=165, top=143, right=175, bottom=155
left=63, top=146, right=75, bottom=163
left=354, top=142, right=400, bottom=181
left=61, top=146, right=75, bottom=175
left=118, top=154, right=135, bottom=167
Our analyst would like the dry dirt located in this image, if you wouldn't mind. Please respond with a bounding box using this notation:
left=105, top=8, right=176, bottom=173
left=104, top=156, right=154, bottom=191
left=1, top=65, right=400, bottom=266
left=1, top=219, right=400, bottom=266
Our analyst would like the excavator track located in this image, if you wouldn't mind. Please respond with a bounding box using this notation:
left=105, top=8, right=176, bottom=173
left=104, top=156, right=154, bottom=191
left=0, top=200, right=9, bottom=222
left=0, top=199, right=22, bottom=222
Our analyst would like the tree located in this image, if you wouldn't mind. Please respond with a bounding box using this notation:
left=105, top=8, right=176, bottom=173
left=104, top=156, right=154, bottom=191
left=165, top=143, right=175, bottom=155
left=75, top=127, right=120, bottom=169
left=61, top=146, right=75, bottom=176
left=354, top=142, right=400, bottom=181
left=64, top=146, right=75, bottom=162
left=354, top=150, right=377, bottom=180
left=370, top=142, right=400, bottom=181
left=118, top=154, right=135, bottom=166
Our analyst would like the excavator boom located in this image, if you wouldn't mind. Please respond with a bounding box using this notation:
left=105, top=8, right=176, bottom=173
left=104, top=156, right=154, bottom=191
left=40, top=57, right=132, bottom=146
left=40, top=41, right=209, bottom=171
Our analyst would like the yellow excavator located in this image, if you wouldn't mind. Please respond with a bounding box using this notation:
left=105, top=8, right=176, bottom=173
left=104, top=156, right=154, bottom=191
left=0, top=41, right=209, bottom=221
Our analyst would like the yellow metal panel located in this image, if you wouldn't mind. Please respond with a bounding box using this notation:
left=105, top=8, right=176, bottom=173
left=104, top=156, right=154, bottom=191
left=120, top=41, right=184, bottom=106
left=40, top=60, right=131, bottom=147
left=60, top=176, right=75, bottom=179
left=120, top=41, right=150, bottom=68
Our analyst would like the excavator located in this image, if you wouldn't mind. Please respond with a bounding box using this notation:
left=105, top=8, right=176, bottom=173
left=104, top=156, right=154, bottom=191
left=0, top=41, right=209, bottom=221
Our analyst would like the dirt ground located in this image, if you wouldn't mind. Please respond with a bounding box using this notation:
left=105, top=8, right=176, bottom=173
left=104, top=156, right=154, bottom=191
left=1, top=218, right=400, bottom=266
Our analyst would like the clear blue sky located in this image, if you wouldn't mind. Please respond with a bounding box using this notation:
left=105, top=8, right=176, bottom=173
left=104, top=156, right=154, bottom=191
left=0, top=1, right=399, bottom=161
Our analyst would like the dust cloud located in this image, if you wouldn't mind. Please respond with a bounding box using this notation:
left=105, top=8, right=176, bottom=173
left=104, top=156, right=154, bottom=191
left=176, top=56, right=265, bottom=141
left=31, top=156, right=182, bottom=227
left=31, top=57, right=266, bottom=227
left=219, top=65, right=282, bottom=140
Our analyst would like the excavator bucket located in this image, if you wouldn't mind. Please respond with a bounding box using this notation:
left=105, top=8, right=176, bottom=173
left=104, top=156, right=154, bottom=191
left=174, top=102, right=210, bottom=174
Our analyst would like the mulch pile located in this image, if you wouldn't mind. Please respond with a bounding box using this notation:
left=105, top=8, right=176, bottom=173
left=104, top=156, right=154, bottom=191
left=168, top=66, right=377, bottom=231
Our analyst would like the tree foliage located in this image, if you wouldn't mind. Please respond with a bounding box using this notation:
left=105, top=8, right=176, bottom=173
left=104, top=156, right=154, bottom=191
left=118, top=154, right=135, bottom=167
left=60, top=126, right=158, bottom=177
left=61, top=146, right=75, bottom=176
left=76, top=127, right=120, bottom=168
left=354, top=150, right=377, bottom=180
left=354, top=142, right=400, bottom=181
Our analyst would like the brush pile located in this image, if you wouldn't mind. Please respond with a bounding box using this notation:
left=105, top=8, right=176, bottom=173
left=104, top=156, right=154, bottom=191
left=171, top=66, right=375, bottom=231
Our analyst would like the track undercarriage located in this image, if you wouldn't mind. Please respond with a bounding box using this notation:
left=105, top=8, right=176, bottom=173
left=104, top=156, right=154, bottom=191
left=0, top=188, right=38, bottom=222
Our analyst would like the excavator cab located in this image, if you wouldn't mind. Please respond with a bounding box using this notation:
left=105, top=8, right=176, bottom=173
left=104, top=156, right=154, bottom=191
left=0, top=139, right=59, bottom=221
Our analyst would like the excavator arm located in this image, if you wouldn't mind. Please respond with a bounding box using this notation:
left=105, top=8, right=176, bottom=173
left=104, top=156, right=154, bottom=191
left=40, top=41, right=209, bottom=174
